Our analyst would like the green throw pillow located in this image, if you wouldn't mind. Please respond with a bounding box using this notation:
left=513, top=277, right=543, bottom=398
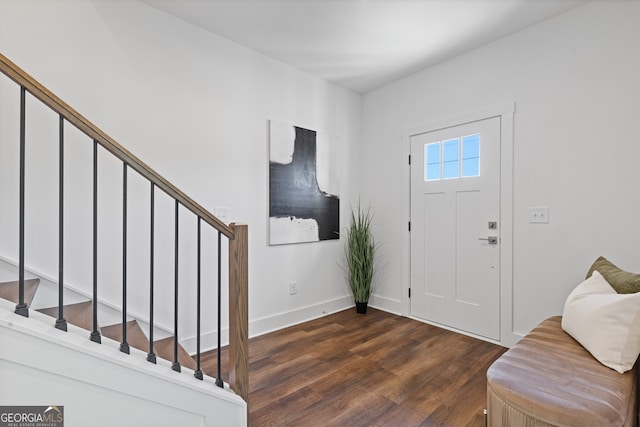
left=586, top=256, right=640, bottom=294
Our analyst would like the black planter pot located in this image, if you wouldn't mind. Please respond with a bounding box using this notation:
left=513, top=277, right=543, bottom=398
left=355, top=302, right=368, bottom=314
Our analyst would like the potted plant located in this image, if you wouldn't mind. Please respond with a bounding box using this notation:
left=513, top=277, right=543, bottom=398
left=345, top=204, right=375, bottom=314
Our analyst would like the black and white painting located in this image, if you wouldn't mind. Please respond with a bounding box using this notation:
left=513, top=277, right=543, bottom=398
left=269, top=121, right=340, bottom=245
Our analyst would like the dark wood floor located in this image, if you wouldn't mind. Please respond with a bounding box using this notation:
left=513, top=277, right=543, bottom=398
left=200, top=307, right=506, bottom=427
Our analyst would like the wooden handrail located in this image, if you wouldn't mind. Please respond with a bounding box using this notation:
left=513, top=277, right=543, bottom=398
left=0, top=53, right=233, bottom=239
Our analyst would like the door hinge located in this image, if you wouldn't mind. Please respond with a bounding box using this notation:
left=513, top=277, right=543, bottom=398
left=408, top=221, right=411, bottom=232
left=408, top=154, right=411, bottom=165
left=408, top=288, right=411, bottom=298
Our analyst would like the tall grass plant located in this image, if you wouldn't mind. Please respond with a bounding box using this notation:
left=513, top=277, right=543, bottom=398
left=346, top=204, right=375, bottom=304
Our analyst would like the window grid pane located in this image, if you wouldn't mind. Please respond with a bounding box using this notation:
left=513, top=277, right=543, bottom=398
left=425, top=142, right=441, bottom=181
left=462, top=134, right=480, bottom=177
left=442, top=138, right=459, bottom=179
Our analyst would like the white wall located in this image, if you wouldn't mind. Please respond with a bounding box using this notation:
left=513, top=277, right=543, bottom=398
left=362, top=1, right=640, bottom=341
left=0, top=0, right=361, bottom=344
left=4, top=0, right=637, bottom=349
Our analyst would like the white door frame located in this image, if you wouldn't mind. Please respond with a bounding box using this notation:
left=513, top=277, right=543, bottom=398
left=401, top=102, right=517, bottom=347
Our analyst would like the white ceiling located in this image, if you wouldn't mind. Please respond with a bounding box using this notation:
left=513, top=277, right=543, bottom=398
left=140, top=0, right=590, bottom=93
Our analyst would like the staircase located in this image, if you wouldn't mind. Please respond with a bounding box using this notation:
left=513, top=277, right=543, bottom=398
left=0, top=296, right=246, bottom=427
left=0, top=278, right=197, bottom=370
left=0, top=53, right=249, bottom=426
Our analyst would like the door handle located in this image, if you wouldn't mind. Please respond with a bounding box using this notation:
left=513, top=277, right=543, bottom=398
left=478, top=236, right=498, bottom=245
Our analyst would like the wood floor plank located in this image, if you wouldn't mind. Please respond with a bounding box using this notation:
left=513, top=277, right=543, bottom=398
left=199, top=307, right=506, bottom=427
left=288, top=386, right=397, bottom=427
left=324, top=393, right=399, bottom=427
left=249, top=352, right=361, bottom=412
left=420, top=367, right=491, bottom=427
left=370, top=401, right=429, bottom=427
left=249, top=385, right=324, bottom=426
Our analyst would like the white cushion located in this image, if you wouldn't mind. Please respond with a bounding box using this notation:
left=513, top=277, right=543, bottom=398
left=561, top=270, right=640, bottom=373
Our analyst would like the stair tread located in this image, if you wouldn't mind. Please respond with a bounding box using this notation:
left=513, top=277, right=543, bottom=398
left=37, top=301, right=95, bottom=331
left=101, top=320, right=149, bottom=353
left=24, top=291, right=197, bottom=371
left=154, top=336, right=198, bottom=370
left=0, top=279, right=40, bottom=307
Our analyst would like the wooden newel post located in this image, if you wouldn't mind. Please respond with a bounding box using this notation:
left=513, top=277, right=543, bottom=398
left=228, top=223, right=249, bottom=404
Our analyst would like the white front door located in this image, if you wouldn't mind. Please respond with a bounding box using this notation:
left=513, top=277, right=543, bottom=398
left=410, top=116, right=501, bottom=340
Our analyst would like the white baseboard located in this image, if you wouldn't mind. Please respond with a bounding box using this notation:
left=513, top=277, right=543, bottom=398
left=368, top=293, right=404, bottom=316
left=182, top=295, right=353, bottom=354
left=181, top=295, right=353, bottom=355
left=181, top=327, right=229, bottom=356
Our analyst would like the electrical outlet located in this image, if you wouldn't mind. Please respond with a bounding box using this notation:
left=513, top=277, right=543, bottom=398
left=289, top=281, right=298, bottom=295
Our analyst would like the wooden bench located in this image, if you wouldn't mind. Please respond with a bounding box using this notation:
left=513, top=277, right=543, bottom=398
left=486, top=316, right=638, bottom=426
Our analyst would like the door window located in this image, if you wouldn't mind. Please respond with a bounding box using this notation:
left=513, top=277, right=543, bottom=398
left=424, top=133, right=480, bottom=181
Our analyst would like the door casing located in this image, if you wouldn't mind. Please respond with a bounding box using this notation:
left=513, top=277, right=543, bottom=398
left=401, top=103, right=516, bottom=346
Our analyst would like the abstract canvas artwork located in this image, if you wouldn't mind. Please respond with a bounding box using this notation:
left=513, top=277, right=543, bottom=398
left=269, top=121, right=340, bottom=245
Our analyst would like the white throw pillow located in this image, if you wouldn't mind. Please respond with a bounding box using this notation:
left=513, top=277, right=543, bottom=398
left=561, top=270, right=640, bottom=373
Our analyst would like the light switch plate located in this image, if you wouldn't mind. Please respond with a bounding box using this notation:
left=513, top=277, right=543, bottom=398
left=529, top=207, right=549, bottom=224
left=214, top=207, right=230, bottom=223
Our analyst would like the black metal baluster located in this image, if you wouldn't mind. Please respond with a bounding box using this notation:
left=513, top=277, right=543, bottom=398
left=15, top=86, right=28, bottom=317
left=216, top=230, right=223, bottom=388
left=56, top=115, right=67, bottom=331
left=147, top=182, right=157, bottom=364
left=90, top=140, right=101, bottom=344
left=194, top=217, right=203, bottom=380
left=120, top=164, right=130, bottom=354
left=172, top=200, right=181, bottom=372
